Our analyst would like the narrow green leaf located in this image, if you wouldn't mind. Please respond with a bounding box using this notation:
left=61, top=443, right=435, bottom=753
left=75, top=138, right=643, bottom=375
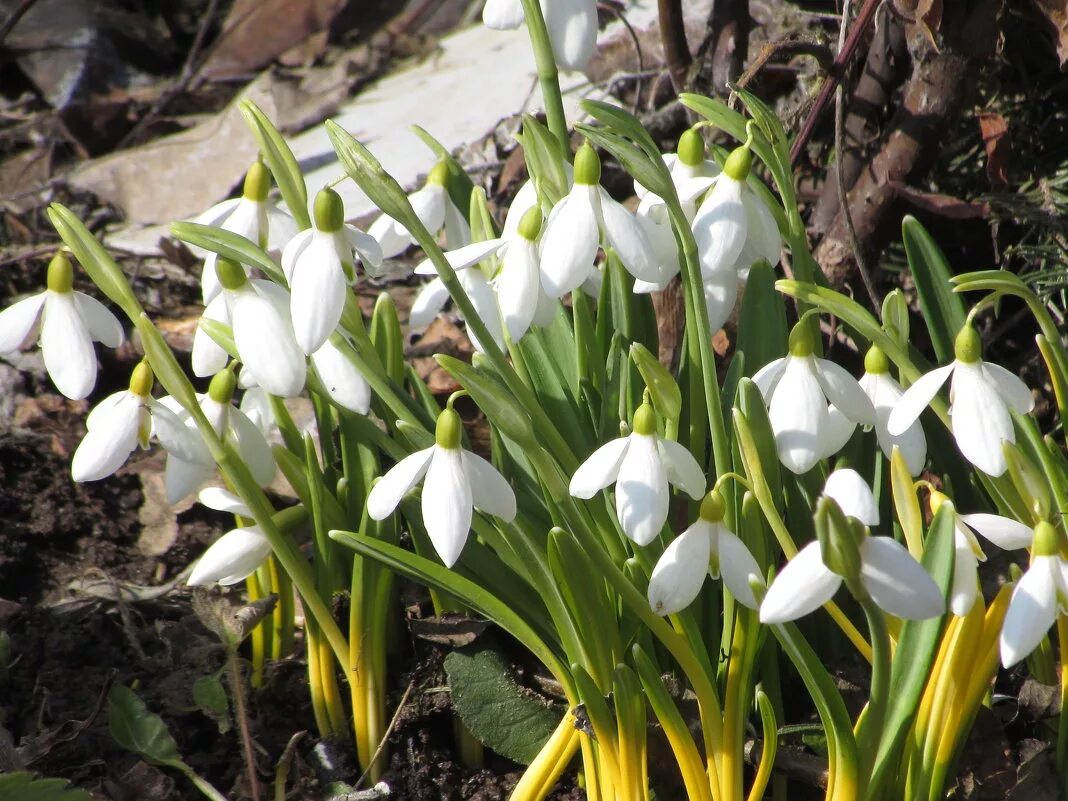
left=577, top=126, right=674, bottom=203
left=436, top=354, right=536, bottom=447
left=880, top=290, right=910, bottom=350
left=630, top=342, right=681, bottom=425
left=445, top=643, right=560, bottom=765
left=901, top=216, right=966, bottom=363
left=579, top=99, right=661, bottom=160
left=170, top=222, right=286, bottom=286
left=738, top=259, right=787, bottom=375
left=239, top=100, right=310, bottom=230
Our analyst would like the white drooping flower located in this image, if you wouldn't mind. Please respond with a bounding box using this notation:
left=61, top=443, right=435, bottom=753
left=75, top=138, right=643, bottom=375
left=192, top=161, right=298, bottom=304
left=0, top=252, right=123, bottom=401
left=483, top=0, right=598, bottom=71
left=539, top=142, right=660, bottom=298
left=369, top=161, right=471, bottom=259
left=411, top=206, right=556, bottom=347
left=191, top=258, right=307, bottom=398
left=282, top=187, right=383, bottom=355
left=367, top=405, right=516, bottom=567
left=760, top=469, right=944, bottom=623
left=823, top=345, right=928, bottom=475
left=752, top=322, right=877, bottom=474
left=691, top=143, right=781, bottom=283
left=187, top=488, right=271, bottom=587
left=1000, top=522, right=1068, bottom=667
left=71, top=362, right=203, bottom=482
left=161, top=371, right=276, bottom=504
left=887, top=325, right=1034, bottom=477
left=310, top=334, right=372, bottom=415
left=925, top=490, right=1036, bottom=617
left=648, top=491, right=763, bottom=615
left=569, top=400, right=706, bottom=546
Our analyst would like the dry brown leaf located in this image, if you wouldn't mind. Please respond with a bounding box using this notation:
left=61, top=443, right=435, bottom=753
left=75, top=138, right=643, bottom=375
left=978, top=111, right=1010, bottom=187
left=1032, top=0, right=1068, bottom=68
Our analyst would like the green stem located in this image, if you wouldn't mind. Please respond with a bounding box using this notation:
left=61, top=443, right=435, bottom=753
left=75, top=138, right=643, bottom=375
left=854, top=594, right=892, bottom=797
left=517, top=0, right=569, bottom=151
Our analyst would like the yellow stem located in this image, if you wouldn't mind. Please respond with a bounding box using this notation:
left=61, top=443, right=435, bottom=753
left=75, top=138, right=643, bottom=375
left=509, top=713, right=581, bottom=801
left=246, top=569, right=266, bottom=689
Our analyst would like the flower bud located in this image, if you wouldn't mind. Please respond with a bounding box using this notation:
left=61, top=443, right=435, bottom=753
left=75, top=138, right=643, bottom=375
left=631, top=402, right=657, bottom=436
left=517, top=206, right=543, bottom=241
left=435, top=406, right=463, bottom=449
left=815, top=496, right=862, bottom=581
left=129, top=361, right=154, bottom=398
left=46, top=251, right=74, bottom=293
left=573, top=141, right=601, bottom=186
left=313, top=187, right=345, bottom=232
left=215, top=258, right=248, bottom=290
left=242, top=161, right=270, bottom=203
left=787, top=319, right=816, bottom=358
left=1031, top=521, right=1059, bottom=557
left=427, top=160, right=451, bottom=187
left=698, top=490, right=726, bottom=523
left=864, top=344, right=889, bottom=375
left=953, top=324, right=982, bottom=364
left=208, top=368, right=237, bottom=404
left=723, top=145, right=753, bottom=182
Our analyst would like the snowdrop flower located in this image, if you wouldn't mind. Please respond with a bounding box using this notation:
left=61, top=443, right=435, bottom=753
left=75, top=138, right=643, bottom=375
left=648, top=491, right=763, bottom=615
left=692, top=142, right=781, bottom=283
left=310, top=334, right=372, bottom=415
left=72, top=362, right=202, bottom=482
left=634, top=128, right=721, bottom=220
left=187, top=489, right=271, bottom=587
left=282, top=187, right=383, bottom=355
left=1000, top=521, right=1068, bottom=667
left=483, top=0, right=597, bottom=71
left=192, top=258, right=306, bottom=398
left=0, top=252, right=123, bottom=400
left=570, top=399, right=706, bottom=546
left=411, top=206, right=555, bottom=346
left=887, top=324, right=1034, bottom=477
left=193, top=161, right=298, bottom=304
left=926, top=489, right=1035, bottom=617
left=824, top=346, right=928, bottom=475
left=752, top=321, right=876, bottom=474
left=540, top=142, right=660, bottom=298
left=163, top=370, right=275, bottom=504
left=367, top=404, right=516, bottom=567
left=369, top=161, right=470, bottom=259
left=760, top=469, right=944, bottom=623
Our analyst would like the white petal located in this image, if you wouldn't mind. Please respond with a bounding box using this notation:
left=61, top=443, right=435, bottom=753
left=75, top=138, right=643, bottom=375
left=368, top=213, right=412, bottom=259
left=239, top=387, right=275, bottom=437
left=414, top=238, right=504, bottom=276
left=483, top=0, right=525, bottom=27
left=75, top=296, right=128, bottom=349
left=863, top=372, right=927, bottom=476
left=540, top=185, right=600, bottom=297
left=760, top=541, right=841, bottom=623
left=443, top=199, right=471, bottom=249
left=1000, top=556, right=1059, bottom=667
left=821, top=405, right=857, bottom=459
left=232, top=289, right=307, bottom=397
left=192, top=294, right=231, bottom=378
left=751, top=357, right=787, bottom=400
left=615, top=433, right=669, bottom=546
left=886, top=363, right=955, bottom=436
left=738, top=189, right=781, bottom=273
left=410, top=185, right=447, bottom=235
left=344, top=225, right=384, bottom=272
left=815, top=359, right=876, bottom=426
left=422, top=448, right=473, bottom=567
left=165, top=455, right=211, bottom=504
left=281, top=228, right=315, bottom=284
left=200, top=253, right=224, bottom=305
left=188, top=527, right=272, bottom=586
left=197, top=487, right=252, bottom=517
left=569, top=437, right=630, bottom=498
left=495, top=238, right=541, bottom=341
left=458, top=267, right=504, bottom=354
left=598, top=189, right=661, bottom=283
left=542, top=0, right=598, bottom=70
left=227, top=407, right=277, bottom=487
left=949, top=536, right=979, bottom=617
left=703, top=265, right=740, bottom=333
left=860, top=536, right=944, bottom=619
left=41, top=292, right=96, bottom=400
left=0, top=293, right=44, bottom=352
left=265, top=207, right=298, bottom=254
left=823, top=468, right=879, bottom=526
left=532, top=288, right=558, bottom=328
left=149, top=400, right=209, bottom=463
left=72, top=392, right=141, bottom=481
left=769, top=357, right=828, bottom=474
left=409, top=278, right=450, bottom=329
left=290, top=234, right=347, bottom=354
left=715, top=529, right=763, bottom=609
left=190, top=197, right=241, bottom=230
left=311, top=338, right=371, bottom=415
left=981, top=361, right=1034, bottom=414
left=692, top=176, right=747, bottom=279
left=648, top=522, right=712, bottom=615
left=657, top=438, right=706, bottom=499
left=949, top=361, right=1013, bottom=476
left=502, top=180, right=540, bottom=240
left=960, top=513, right=1034, bottom=551
left=463, top=451, right=517, bottom=521
left=367, top=448, right=435, bottom=520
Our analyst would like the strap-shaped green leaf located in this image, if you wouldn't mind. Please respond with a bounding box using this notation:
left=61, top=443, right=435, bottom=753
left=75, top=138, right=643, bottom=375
left=738, top=259, right=788, bottom=376
left=901, top=216, right=966, bottom=364
left=239, top=100, right=310, bottom=230
left=170, top=222, right=286, bottom=286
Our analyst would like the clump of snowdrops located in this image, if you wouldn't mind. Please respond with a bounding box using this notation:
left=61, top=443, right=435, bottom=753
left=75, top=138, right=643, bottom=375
left=3, top=2, right=1068, bottom=799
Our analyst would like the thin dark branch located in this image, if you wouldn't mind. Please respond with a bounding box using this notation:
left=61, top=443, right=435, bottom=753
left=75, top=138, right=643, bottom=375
left=657, top=0, right=691, bottom=93
left=789, top=0, right=883, bottom=166
left=0, top=0, right=40, bottom=47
